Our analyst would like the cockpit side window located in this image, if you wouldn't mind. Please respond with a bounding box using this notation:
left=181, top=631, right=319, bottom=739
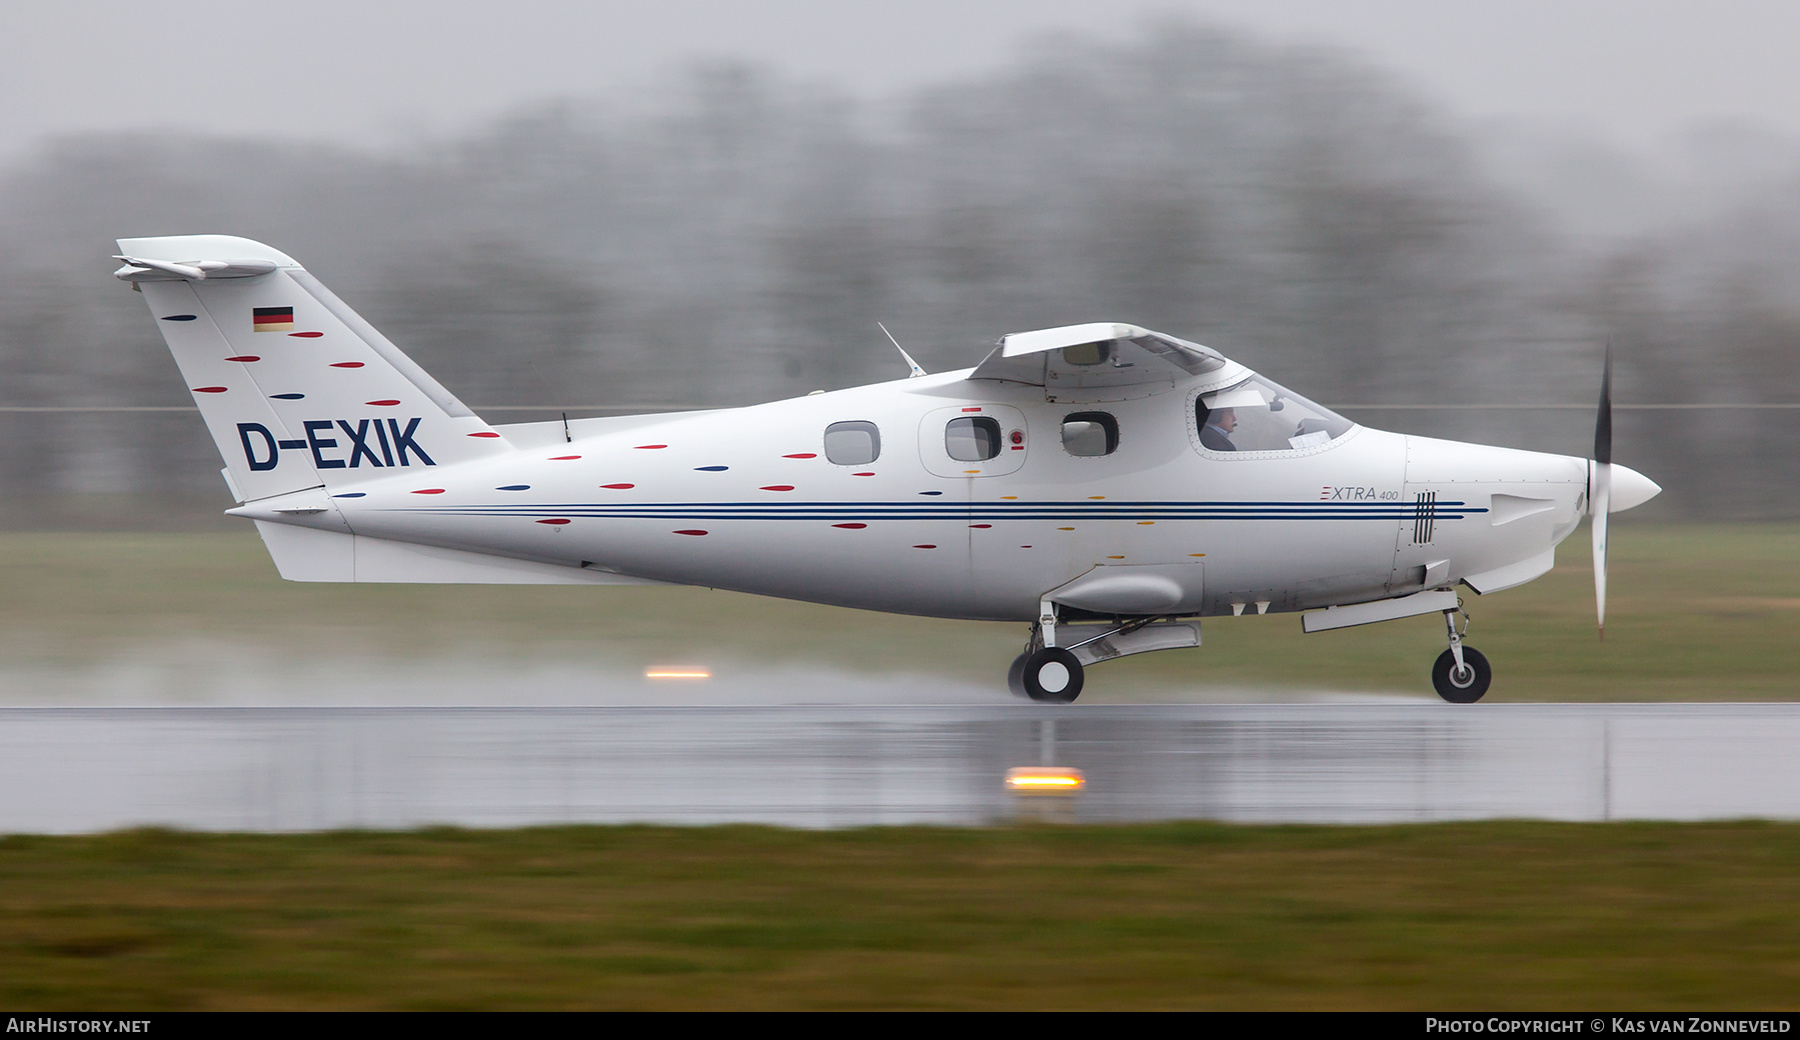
left=945, top=416, right=1002, bottom=462
left=824, top=421, right=880, bottom=465
left=1195, top=375, right=1353, bottom=454
left=1061, top=411, right=1118, bottom=457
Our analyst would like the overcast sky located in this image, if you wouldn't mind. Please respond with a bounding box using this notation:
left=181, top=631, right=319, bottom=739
left=4, top=0, right=1798, bottom=160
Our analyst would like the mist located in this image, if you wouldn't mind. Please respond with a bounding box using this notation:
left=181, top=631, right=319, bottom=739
left=3, top=20, right=1796, bottom=518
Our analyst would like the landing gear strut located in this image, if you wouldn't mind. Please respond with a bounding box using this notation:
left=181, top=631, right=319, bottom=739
left=1432, top=606, right=1490, bottom=703
left=1011, top=601, right=1085, bottom=703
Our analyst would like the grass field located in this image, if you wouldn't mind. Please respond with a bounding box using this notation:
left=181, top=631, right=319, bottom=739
left=2, top=526, right=1799, bottom=1008
left=2, top=821, right=1798, bottom=1010
left=0, top=522, right=1796, bottom=700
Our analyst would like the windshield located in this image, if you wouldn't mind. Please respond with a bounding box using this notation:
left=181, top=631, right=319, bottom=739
left=1195, top=375, right=1353, bottom=453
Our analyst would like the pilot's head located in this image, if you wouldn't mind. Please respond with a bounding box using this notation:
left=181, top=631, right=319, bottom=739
left=1213, top=407, right=1237, bottom=432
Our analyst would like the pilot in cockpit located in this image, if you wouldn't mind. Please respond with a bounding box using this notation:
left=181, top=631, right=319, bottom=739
left=1200, top=407, right=1237, bottom=451
left=1196, top=377, right=1355, bottom=454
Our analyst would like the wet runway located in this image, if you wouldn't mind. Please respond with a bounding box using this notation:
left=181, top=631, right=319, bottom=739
left=3, top=703, right=1799, bottom=832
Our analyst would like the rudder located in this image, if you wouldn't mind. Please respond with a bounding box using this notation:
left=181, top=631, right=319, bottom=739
left=117, top=235, right=508, bottom=502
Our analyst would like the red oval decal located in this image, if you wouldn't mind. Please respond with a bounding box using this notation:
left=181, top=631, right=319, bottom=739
left=330, top=362, right=364, bottom=368
left=601, top=483, right=635, bottom=490
left=537, top=518, right=571, bottom=525
left=760, top=485, right=795, bottom=492
left=853, top=472, right=875, bottom=477
left=191, top=386, right=227, bottom=393
left=367, top=399, right=401, bottom=406
left=832, top=523, right=867, bottom=530
left=969, top=524, right=992, bottom=529
left=412, top=488, right=446, bottom=495
left=549, top=455, right=581, bottom=461
left=288, top=331, right=324, bottom=338
left=913, top=544, right=937, bottom=549
left=674, top=529, right=708, bottom=536
left=783, top=453, right=817, bottom=459
left=634, top=444, right=668, bottom=450
left=468, top=431, right=501, bottom=438
left=224, top=355, right=260, bottom=363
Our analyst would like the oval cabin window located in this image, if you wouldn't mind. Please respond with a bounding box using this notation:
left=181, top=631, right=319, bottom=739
left=1060, top=411, right=1118, bottom=457
left=824, top=421, right=881, bottom=465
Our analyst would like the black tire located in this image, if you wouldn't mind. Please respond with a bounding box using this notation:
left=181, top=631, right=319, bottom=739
left=1432, top=647, right=1491, bottom=703
left=1007, top=653, right=1030, bottom=698
left=1022, top=647, right=1084, bottom=703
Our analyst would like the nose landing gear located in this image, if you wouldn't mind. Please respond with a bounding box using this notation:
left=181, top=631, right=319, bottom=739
left=1432, top=606, right=1491, bottom=703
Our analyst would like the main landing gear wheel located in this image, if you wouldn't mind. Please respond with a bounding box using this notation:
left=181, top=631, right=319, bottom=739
left=1432, top=647, right=1491, bottom=703
left=1021, top=647, right=1084, bottom=703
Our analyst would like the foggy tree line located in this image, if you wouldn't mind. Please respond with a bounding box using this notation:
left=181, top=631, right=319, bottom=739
left=1, top=22, right=1795, bottom=516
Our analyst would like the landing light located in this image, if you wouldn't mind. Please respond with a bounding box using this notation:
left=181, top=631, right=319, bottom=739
left=645, top=667, right=710, bottom=679
left=1005, top=766, right=1085, bottom=794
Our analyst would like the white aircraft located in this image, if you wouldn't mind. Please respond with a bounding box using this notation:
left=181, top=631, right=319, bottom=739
left=115, top=234, right=1660, bottom=703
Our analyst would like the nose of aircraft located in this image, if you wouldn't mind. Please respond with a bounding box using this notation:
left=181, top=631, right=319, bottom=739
left=1608, top=463, right=1661, bottom=513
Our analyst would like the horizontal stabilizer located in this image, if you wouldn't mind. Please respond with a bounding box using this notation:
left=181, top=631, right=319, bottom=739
left=114, top=256, right=279, bottom=281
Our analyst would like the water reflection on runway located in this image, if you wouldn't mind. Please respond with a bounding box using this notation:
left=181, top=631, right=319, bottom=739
left=3, top=703, right=1799, bottom=832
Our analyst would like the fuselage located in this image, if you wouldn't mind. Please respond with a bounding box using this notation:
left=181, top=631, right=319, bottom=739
left=236, top=368, right=1595, bottom=622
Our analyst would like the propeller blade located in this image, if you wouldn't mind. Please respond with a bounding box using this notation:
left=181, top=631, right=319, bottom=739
left=1595, top=341, right=1613, bottom=466
left=1591, top=343, right=1613, bottom=639
left=1592, top=460, right=1610, bottom=639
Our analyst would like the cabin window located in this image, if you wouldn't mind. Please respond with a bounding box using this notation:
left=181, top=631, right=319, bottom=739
left=824, top=421, right=881, bottom=465
left=945, top=416, right=1002, bottom=462
left=1061, top=411, right=1118, bottom=457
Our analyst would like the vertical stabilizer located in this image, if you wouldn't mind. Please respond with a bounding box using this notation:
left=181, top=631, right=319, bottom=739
left=117, top=235, right=509, bottom=503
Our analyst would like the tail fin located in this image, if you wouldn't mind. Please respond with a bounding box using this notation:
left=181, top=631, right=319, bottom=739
left=117, top=235, right=508, bottom=503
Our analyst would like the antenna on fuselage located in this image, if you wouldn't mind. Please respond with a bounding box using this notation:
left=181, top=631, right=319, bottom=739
left=878, top=322, right=927, bottom=378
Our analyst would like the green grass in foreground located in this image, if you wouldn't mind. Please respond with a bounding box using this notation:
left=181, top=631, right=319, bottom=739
left=0, top=523, right=1797, bottom=699
left=2, top=822, right=1798, bottom=1010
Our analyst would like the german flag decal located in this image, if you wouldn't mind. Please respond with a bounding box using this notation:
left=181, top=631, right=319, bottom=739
left=252, top=307, right=294, bottom=332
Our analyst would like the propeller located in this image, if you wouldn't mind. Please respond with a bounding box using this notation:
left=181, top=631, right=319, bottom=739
left=1591, top=343, right=1612, bottom=640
